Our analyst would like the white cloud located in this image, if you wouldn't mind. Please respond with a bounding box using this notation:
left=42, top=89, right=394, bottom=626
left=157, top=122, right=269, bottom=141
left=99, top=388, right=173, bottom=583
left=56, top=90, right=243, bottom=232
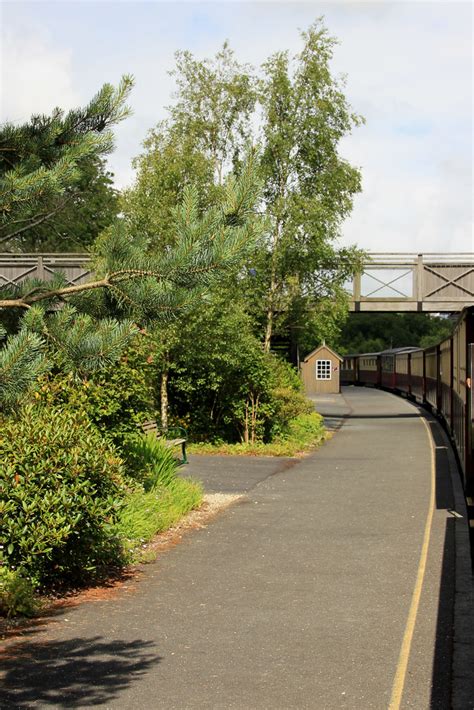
left=1, top=1, right=471, bottom=254
left=0, top=29, right=80, bottom=122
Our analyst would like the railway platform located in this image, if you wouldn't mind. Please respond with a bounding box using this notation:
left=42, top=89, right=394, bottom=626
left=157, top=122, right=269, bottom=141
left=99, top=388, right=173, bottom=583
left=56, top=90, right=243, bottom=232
left=1, top=387, right=473, bottom=709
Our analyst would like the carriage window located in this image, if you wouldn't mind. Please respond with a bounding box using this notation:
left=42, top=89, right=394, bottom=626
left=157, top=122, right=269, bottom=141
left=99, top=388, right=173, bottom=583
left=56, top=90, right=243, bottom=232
left=316, top=360, right=332, bottom=380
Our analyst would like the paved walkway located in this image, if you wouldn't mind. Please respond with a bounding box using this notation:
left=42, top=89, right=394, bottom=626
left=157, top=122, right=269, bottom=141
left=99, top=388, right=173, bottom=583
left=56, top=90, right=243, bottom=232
left=1, top=387, right=473, bottom=709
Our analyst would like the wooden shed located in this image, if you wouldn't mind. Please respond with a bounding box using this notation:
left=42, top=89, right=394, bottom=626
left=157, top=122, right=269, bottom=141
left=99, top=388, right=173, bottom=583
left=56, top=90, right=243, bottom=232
left=300, top=344, right=343, bottom=395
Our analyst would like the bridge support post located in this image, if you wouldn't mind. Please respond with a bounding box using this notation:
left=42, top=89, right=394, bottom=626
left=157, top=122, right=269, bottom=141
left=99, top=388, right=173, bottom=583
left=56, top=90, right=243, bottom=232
left=36, top=256, right=45, bottom=281
left=415, top=254, right=424, bottom=311
left=354, top=271, right=361, bottom=312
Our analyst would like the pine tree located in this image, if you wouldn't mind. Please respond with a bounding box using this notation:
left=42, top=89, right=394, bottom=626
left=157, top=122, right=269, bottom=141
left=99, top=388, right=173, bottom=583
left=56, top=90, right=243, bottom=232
left=0, top=150, right=263, bottom=410
left=0, top=76, right=133, bottom=250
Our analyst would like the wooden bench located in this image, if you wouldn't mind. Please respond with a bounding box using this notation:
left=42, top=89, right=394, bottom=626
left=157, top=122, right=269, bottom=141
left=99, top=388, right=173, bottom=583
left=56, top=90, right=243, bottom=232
left=139, top=420, right=188, bottom=464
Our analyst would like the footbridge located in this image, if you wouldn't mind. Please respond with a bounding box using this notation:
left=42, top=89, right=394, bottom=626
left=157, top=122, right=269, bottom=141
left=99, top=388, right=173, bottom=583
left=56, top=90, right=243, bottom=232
left=1, top=252, right=473, bottom=312
left=348, top=253, right=474, bottom=312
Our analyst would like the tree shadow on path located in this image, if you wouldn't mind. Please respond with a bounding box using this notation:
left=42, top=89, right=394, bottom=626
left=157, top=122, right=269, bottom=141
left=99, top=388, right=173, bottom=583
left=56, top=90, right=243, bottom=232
left=1, top=636, right=162, bottom=707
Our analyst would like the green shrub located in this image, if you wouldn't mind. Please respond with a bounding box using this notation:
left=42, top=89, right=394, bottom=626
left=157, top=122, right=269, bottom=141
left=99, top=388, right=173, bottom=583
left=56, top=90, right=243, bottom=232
left=36, top=333, right=157, bottom=458
left=0, top=566, right=39, bottom=618
left=278, top=411, right=325, bottom=448
left=114, top=434, right=202, bottom=555
left=188, top=411, right=325, bottom=457
left=0, top=405, right=126, bottom=586
left=267, top=357, right=313, bottom=437
left=167, top=295, right=316, bottom=445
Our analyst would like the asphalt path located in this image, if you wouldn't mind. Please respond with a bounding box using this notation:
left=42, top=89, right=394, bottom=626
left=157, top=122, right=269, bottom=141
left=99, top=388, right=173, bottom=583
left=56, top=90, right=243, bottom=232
left=0, top=387, right=464, bottom=709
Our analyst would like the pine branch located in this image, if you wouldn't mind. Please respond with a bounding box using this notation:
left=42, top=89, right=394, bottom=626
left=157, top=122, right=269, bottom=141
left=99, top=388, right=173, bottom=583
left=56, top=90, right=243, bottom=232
left=0, top=195, right=71, bottom=244
left=0, top=330, right=49, bottom=409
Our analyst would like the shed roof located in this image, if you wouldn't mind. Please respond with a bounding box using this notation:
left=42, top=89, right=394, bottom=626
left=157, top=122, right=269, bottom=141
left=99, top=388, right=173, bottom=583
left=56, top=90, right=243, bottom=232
left=303, top=344, right=343, bottom=363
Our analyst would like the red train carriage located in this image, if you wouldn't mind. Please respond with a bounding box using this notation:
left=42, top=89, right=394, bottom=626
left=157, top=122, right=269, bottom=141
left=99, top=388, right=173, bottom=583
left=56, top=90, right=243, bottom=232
left=357, top=353, right=381, bottom=387
left=439, top=338, right=453, bottom=429
left=386, top=347, right=421, bottom=394
left=341, top=355, right=357, bottom=385
left=424, top=345, right=439, bottom=411
left=345, top=306, right=474, bottom=503
left=410, top=349, right=425, bottom=402
left=449, top=308, right=474, bottom=493
left=380, top=352, right=396, bottom=389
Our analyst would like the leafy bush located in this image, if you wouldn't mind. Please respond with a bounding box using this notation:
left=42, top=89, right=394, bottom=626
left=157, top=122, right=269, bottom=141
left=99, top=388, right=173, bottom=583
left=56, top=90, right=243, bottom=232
left=169, top=299, right=313, bottom=444
left=267, top=357, right=313, bottom=438
left=0, top=405, right=126, bottom=586
left=115, top=433, right=202, bottom=554
left=277, top=412, right=325, bottom=448
left=35, top=334, right=157, bottom=470
left=189, top=411, right=325, bottom=457
left=0, top=566, right=39, bottom=618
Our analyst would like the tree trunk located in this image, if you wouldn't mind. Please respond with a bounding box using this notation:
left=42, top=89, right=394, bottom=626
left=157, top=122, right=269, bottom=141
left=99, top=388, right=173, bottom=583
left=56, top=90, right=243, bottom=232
left=263, top=305, right=274, bottom=353
left=263, top=219, right=283, bottom=353
left=243, top=400, right=250, bottom=444
left=250, top=393, right=260, bottom=444
left=161, top=368, right=169, bottom=432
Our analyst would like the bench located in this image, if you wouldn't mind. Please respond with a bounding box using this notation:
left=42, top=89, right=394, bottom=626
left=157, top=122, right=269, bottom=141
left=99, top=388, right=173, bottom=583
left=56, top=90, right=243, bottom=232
left=139, top=420, right=188, bottom=464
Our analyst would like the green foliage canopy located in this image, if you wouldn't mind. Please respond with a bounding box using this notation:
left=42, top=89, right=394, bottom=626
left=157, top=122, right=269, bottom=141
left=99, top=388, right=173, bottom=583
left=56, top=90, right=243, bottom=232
left=336, top=313, right=454, bottom=354
left=0, top=77, right=132, bottom=251
left=156, top=21, right=366, bottom=352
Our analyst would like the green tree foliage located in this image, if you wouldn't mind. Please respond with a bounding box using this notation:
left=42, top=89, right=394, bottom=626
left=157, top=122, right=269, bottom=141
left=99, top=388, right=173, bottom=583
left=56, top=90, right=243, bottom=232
left=256, top=24, right=365, bottom=351
left=11, top=156, right=119, bottom=252
left=160, top=21, right=365, bottom=353
left=169, top=42, right=257, bottom=184
left=121, top=125, right=217, bottom=250
left=0, top=150, right=263, bottom=410
left=34, top=334, right=157, bottom=478
left=336, top=313, right=454, bottom=354
left=0, top=77, right=132, bottom=251
left=121, top=21, right=365, bottom=430
left=168, top=296, right=311, bottom=444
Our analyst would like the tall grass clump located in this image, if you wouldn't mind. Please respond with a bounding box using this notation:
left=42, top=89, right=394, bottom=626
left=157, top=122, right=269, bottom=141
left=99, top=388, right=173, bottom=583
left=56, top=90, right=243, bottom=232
left=116, top=436, right=202, bottom=555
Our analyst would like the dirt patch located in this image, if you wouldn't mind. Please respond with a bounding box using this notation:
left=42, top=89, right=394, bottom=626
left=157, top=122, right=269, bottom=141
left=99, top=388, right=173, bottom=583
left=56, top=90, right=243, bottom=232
left=135, top=492, right=243, bottom=560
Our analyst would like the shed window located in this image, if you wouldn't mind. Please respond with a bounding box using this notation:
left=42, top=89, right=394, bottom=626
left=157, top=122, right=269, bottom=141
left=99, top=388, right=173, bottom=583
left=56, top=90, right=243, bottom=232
left=316, top=359, right=332, bottom=380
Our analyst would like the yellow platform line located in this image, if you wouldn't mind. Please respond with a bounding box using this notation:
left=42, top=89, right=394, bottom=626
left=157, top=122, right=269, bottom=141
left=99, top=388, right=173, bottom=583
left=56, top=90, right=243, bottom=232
left=388, top=415, right=436, bottom=710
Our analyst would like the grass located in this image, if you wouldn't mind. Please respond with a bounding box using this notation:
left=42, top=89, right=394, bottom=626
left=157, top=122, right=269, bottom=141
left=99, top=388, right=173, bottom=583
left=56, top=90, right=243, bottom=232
left=116, top=433, right=204, bottom=558
left=188, top=412, right=326, bottom=457
left=116, top=478, right=203, bottom=556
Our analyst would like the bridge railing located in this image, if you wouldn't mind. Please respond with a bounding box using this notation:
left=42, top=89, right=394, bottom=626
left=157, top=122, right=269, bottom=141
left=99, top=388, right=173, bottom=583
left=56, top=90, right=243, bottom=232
left=0, top=254, right=92, bottom=290
left=348, top=253, right=474, bottom=312
left=1, top=252, right=473, bottom=312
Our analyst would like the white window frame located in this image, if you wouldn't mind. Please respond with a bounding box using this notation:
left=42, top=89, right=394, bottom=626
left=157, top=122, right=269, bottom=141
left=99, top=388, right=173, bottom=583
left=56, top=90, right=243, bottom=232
left=316, top=359, right=332, bottom=380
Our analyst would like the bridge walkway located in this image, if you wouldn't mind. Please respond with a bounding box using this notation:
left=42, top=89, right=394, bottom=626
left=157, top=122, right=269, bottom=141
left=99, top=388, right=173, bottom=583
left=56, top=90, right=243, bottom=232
left=1, top=388, right=472, bottom=709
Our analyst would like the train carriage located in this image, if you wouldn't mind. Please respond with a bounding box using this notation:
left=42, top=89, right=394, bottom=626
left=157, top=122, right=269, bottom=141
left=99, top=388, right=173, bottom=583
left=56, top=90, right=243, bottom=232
left=357, top=353, right=380, bottom=387
left=424, top=345, right=439, bottom=411
left=395, top=352, right=410, bottom=394
left=380, top=352, right=396, bottom=389
left=410, top=349, right=424, bottom=402
left=439, top=338, right=453, bottom=429
left=341, top=355, right=357, bottom=385
left=450, top=310, right=473, bottom=490
left=345, top=306, right=474, bottom=505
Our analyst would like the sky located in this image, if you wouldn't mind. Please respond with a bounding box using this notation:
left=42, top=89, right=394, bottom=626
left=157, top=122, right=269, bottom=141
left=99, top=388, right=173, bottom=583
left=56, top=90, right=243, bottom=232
left=1, top=0, right=472, bottom=254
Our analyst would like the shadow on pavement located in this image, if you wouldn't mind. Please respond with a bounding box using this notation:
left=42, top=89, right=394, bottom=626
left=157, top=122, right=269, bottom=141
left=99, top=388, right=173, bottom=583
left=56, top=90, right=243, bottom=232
left=343, top=412, right=423, bottom=420
left=1, top=636, right=162, bottom=708
left=429, top=419, right=455, bottom=709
